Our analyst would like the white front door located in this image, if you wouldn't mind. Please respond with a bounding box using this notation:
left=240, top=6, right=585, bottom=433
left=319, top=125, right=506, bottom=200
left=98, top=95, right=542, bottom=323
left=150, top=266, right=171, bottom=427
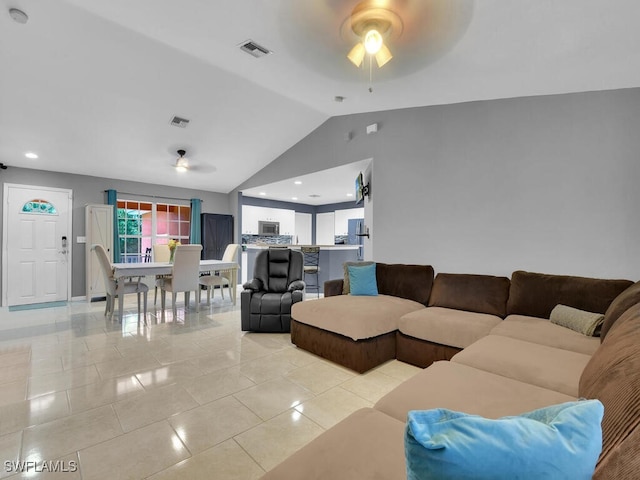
left=3, top=184, right=72, bottom=306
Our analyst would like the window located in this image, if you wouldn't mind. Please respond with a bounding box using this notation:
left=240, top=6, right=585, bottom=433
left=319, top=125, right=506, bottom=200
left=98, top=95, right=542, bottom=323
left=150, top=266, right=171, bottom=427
left=21, top=199, right=58, bottom=215
left=117, top=200, right=190, bottom=263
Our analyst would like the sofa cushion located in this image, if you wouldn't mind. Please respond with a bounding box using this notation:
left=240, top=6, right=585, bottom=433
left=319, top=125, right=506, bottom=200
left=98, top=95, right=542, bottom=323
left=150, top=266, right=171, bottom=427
left=260, top=408, right=406, bottom=480
left=579, top=302, right=640, bottom=479
left=550, top=304, right=604, bottom=336
left=428, top=273, right=510, bottom=317
left=342, top=261, right=375, bottom=294
left=405, top=400, right=604, bottom=480
left=399, top=307, right=502, bottom=349
left=601, top=280, right=640, bottom=341
left=375, top=361, right=576, bottom=423
left=490, top=315, right=600, bottom=355
left=347, top=263, right=378, bottom=296
left=506, top=270, right=632, bottom=318
left=451, top=335, right=592, bottom=396
left=291, top=294, right=425, bottom=341
left=375, top=263, right=434, bottom=305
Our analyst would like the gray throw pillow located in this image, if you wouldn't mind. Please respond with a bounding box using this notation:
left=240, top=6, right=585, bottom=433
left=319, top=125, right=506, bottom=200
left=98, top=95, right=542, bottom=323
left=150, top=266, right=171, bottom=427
left=550, top=304, right=605, bottom=336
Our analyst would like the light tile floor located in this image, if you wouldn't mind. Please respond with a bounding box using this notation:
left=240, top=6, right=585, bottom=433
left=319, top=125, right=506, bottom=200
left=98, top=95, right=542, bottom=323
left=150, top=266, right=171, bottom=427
left=0, top=293, right=421, bottom=479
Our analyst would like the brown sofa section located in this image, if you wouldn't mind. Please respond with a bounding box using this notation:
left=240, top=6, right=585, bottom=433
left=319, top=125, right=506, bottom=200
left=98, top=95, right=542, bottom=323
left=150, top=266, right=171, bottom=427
left=324, top=263, right=435, bottom=304
left=579, top=302, right=640, bottom=479
left=375, top=263, right=434, bottom=305
left=428, top=273, right=510, bottom=317
left=292, top=264, right=434, bottom=372
left=600, top=280, right=640, bottom=340
left=506, top=270, right=633, bottom=319
left=291, top=320, right=396, bottom=374
left=263, top=266, right=639, bottom=479
left=395, top=332, right=461, bottom=368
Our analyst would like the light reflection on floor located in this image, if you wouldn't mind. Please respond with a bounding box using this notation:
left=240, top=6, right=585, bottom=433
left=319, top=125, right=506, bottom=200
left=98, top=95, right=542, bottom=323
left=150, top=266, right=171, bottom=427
left=0, top=292, right=420, bottom=479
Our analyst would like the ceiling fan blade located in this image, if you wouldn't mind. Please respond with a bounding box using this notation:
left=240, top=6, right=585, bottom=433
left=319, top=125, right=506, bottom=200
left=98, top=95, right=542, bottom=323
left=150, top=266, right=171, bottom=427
left=347, top=42, right=365, bottom=67
left=375, top=44, right=393, bottom=68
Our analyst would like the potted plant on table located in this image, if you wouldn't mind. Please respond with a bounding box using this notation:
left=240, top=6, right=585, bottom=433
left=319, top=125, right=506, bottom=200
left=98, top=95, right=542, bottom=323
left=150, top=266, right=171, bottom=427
left=168, top=239, right=181, bottom=263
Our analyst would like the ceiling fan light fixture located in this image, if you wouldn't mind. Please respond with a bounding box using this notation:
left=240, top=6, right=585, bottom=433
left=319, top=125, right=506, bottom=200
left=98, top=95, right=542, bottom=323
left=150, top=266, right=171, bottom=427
left=375, top=43, right=393, bottom=67
left=347, top=43, right=365, bottom=67
left=364, top=29, right=383, bottom=55
left=343, top=1, right=402, bottom=71
left=175, top=149, right=189, bottom=172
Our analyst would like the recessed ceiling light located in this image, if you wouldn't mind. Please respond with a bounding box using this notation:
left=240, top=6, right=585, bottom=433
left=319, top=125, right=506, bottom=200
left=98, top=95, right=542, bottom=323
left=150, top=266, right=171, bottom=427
left=294, top=181, right=302, bottom=185
left=346, top=193, right=353, bottom=197
left=292, top=197, right=298, bottom=200
left=24, top=152, right=38, bottom=159
left=259, top=192, right=266, bottom=196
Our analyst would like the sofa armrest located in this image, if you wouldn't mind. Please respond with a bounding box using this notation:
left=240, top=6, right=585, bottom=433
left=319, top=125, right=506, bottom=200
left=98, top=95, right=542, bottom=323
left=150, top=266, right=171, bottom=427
left=324, top=279, right=344, bottom=297
left=288, top=280, right=306, bottom=292
left=243, top=278, right=263, bottom=291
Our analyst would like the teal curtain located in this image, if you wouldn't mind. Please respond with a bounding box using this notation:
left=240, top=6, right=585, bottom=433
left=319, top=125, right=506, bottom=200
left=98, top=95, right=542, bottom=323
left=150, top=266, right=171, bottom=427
left=106, top=189, right=120, bottom=262
left=190, top=198, right=202, bottom=245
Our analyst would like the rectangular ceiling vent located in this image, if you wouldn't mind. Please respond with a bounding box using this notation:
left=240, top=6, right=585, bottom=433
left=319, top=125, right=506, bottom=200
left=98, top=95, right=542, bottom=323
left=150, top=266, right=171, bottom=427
left=169, top=116, right=190, bottom=128
left=238, top=40, right=272, bottom=58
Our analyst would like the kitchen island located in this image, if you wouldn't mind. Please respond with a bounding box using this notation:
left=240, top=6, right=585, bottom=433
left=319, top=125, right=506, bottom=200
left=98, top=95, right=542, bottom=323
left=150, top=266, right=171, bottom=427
left=244, top=244, right=360, bottom=294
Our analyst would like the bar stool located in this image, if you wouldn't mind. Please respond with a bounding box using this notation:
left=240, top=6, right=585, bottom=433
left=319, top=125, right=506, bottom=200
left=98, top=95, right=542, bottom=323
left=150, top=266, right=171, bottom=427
left=301, top=246, right=320, bottom=298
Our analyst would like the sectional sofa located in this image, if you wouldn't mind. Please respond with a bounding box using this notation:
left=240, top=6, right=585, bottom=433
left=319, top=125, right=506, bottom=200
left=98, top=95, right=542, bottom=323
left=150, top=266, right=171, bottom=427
left=260, top=265, right=640, bottom=479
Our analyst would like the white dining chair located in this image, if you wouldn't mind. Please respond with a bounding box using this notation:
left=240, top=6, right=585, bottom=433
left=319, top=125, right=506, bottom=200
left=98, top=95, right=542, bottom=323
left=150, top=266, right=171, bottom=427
left=152, top=243, right=171, bottom=305
left=156, top=244, right=202, bottom=317
left=92, top=244, right=148, bottom=323
left=199, top=244, right=240, bottom=305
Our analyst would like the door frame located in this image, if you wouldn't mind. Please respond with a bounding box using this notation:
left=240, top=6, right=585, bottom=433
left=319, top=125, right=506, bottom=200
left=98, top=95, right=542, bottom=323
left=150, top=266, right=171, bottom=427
left=2, top=183, right=73, bottom=307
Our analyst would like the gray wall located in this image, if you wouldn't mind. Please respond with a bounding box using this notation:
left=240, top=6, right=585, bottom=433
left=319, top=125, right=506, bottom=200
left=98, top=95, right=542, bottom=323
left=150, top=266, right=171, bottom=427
left=1, top=167, right=231, bottom=298
left=236, top=88, right=640, bottom=280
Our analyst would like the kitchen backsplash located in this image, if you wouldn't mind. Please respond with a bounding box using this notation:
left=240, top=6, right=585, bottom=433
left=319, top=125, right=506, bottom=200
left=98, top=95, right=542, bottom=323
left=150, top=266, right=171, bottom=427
left=242, top=234, right=293, bottom=245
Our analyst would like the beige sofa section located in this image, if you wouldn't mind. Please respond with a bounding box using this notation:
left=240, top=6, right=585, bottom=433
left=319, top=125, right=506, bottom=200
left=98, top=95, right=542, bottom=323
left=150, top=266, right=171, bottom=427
left=398, top=306, right=502, bottom=349
left=260, top=408, right=407, bottom=480
left=450, top=335, right=592, bottom=396
left=491, top=314, right=600, bottom=355
left=291, top=294, right=424, bottom=341
left=374, top=360, right=576, bottom=422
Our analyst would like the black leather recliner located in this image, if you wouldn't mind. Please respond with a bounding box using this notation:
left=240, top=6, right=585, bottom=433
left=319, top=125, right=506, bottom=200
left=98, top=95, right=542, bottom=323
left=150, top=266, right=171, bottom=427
left=241, top=248, right=305, bottom=332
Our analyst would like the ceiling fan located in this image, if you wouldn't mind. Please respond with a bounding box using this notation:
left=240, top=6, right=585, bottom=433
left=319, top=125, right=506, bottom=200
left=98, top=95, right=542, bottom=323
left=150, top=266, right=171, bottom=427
left=345, top=0, right=403, bottom=69
left=172, top=149, right=216, bottom=174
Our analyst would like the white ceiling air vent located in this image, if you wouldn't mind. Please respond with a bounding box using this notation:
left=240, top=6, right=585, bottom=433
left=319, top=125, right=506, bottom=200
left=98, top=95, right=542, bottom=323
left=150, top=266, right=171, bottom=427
left=169, top=116, right=190, bottom=128
left=238, top=40, right=272, bottom=58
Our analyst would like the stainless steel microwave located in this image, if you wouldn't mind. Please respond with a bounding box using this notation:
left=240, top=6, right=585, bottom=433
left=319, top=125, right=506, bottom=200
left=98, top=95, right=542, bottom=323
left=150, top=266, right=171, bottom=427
left=258, top=221, right=280, bottom=236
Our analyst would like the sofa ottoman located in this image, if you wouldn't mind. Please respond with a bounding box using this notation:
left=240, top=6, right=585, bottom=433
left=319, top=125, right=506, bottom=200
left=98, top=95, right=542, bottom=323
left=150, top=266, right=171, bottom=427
left=291, top=263, right=434, bottom=373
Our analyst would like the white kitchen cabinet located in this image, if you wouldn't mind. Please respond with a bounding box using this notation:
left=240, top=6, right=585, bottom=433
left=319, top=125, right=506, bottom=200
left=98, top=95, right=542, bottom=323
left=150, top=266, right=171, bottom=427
left=295, top=212, right=312, bottom=244
left=276, top=209, right=295, bottom=235
left=334, top=207, right=365, bottom=235
left=316, top=212, right=335, bottom=245
left=242, top=205, right=296, bottom=235
left=242, top=205, right=260, bottom=234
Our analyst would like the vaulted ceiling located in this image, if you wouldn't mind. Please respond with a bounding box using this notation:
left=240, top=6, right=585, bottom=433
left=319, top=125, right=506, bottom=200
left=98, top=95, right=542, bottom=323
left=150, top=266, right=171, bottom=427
left=1, top=0, right=638, bottom=201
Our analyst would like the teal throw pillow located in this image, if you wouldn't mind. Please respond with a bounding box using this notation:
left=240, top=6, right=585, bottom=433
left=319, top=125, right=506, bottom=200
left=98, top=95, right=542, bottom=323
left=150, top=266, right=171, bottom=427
left=405, top=400, right=604, bottom=480
left=347, top=263, right=378, bottom=296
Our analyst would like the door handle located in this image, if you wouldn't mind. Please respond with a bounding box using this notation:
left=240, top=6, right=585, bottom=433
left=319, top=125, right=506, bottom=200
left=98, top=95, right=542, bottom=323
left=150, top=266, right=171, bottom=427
left=60, top=235, right=68, bottom=254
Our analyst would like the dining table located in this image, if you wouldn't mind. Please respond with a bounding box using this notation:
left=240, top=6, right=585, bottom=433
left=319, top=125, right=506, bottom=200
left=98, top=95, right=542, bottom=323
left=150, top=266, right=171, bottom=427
left=112, top=259, right=239, bottom=305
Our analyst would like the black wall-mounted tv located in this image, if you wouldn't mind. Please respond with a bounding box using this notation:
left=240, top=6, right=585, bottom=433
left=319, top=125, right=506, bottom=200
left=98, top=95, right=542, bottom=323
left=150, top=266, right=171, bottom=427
left=355, top=172, right=364, bottom=204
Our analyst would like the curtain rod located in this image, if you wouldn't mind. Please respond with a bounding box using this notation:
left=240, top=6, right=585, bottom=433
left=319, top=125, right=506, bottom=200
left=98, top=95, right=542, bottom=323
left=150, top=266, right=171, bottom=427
left=105, top=190, right=202, bottom=203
